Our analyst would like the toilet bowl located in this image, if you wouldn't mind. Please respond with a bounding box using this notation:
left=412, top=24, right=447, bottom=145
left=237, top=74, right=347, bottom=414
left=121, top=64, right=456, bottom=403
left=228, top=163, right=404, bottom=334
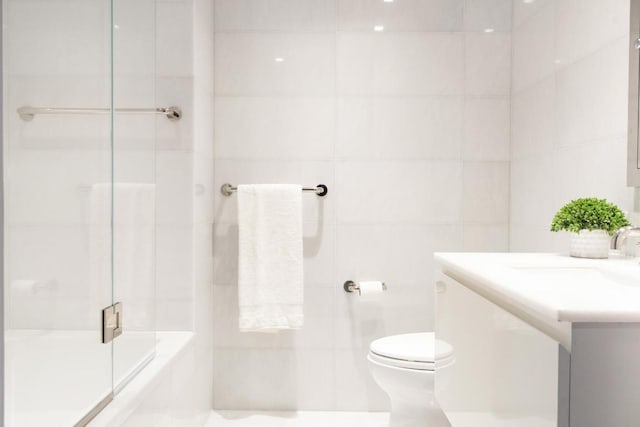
left=367, top=332, right=454, bottom=427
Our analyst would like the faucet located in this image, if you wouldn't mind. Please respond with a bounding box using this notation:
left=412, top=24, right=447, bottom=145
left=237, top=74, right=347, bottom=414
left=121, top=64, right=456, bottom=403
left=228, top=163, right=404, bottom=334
left=611, top=225, right=640, bottom=253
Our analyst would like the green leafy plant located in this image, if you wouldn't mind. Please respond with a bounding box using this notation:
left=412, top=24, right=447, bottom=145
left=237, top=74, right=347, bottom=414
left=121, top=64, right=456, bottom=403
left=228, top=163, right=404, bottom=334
left=550, top=198, right=630, bottom=235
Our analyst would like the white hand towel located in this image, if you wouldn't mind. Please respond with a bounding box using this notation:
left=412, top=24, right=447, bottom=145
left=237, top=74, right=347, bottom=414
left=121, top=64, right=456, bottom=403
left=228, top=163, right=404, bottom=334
left=237, top=184, right=304, bottom=332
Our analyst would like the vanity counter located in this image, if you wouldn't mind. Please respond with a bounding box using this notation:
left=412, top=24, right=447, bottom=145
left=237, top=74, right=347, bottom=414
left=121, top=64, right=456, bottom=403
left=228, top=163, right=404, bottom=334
left=435, top=252, right=640, bottom=324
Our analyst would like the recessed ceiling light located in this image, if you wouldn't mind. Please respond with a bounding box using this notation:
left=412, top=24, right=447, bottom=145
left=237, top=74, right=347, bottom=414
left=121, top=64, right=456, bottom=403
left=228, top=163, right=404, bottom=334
left=383, top=0, right=394, bottom=2
left=523, top=0, right=535, bottom=3
left=484, top=28, right=495, bottom=33
left=113, top=24, right=120, bottom=30
left=274, top=57, right=284, bottom=63
left=374, top=25, right=385, bottom=32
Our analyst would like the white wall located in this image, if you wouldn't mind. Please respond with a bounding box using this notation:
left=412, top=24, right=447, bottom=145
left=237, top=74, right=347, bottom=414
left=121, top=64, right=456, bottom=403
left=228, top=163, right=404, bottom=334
left=212, top=0, right=512, bottom=411
left=510, top=0, right=634, bottom=251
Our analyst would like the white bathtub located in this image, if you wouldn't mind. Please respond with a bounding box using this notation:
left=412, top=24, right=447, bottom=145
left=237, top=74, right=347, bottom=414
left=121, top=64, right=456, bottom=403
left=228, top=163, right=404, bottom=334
left=4, top=330, right=194, bottom=427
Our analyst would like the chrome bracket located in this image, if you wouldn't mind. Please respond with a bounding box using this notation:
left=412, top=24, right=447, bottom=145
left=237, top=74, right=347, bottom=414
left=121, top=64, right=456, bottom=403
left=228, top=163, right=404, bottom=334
left=102, top=302, right=123, bottom=344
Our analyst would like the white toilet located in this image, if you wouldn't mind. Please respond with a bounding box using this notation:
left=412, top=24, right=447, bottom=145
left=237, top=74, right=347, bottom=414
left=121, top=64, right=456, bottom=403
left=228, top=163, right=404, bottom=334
left=367, top=332, right=454, bottom=427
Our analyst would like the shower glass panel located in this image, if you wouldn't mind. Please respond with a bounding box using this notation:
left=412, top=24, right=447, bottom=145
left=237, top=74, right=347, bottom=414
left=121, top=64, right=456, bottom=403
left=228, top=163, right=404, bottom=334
left=3, top=0, right=157, bottom=424
left=111, top=0, right=157, bottom=389
left=3, top=0, right=114, bottom=425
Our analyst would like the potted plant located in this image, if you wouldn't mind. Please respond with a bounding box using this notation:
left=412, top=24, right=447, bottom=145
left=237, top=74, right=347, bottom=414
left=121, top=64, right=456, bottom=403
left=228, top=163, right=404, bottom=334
left=550, top=198, right=630, bottom=258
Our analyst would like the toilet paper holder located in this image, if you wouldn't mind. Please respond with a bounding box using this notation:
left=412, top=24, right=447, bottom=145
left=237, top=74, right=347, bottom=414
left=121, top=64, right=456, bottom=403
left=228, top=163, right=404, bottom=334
left=343, top=280, right=387, bottom=295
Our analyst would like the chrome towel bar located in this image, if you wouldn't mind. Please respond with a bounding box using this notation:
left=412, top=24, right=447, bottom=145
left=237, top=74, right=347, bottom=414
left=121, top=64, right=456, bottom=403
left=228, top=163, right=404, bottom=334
left=220, top=183, right=328, bottom=197
left=17, top=105, right=182, bottom=122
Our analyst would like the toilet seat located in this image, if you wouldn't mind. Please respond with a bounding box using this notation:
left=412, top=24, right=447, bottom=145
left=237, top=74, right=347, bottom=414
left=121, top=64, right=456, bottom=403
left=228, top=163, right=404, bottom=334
left=369, top=333, right=454, bottom=371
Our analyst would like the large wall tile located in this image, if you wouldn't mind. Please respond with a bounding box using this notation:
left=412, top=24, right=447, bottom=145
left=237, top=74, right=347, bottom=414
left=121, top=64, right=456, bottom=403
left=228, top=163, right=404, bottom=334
left=215, top=97, right=335, bottom=160
left=463, top=161, right=510, bottom=223
left=335, top=160, right=462, bottom=223
left=156, top=0, right=194, bottom=77
left=465, top=34, right=511, bottom=95
left=337, top=33, right=464, bottom=95
left=554, top=37, right=627, bottom=148
left=463, top=98, right=510, bottom=161
left=5, top=0, right=110, bottom=76
left=552, top=140, right=633, bottom=211
left=510, top=157, right=556, bottom=227
left=513, top=0, right=553, bottom=29
left=215, top=33, right=335, bottom=96
left=215, top=0, right=336, bottom=32
left=155, top=151, right=194, bottom=226
left=554, top=0, right=629, bottom=67
left=464, top=0, right=512, bottom=32
left=338, top=0, right=464, bottom=32
left=213, top=348, right=335, bottom=410
left=463, top=224, right=509, bottom=251
left=6, top=150, right=110, bottom=225
left=511, top=4, right=555, bottom=92
left=337, top=96, right=463, bottom=160
left=511, top=76, right=555, bottom=160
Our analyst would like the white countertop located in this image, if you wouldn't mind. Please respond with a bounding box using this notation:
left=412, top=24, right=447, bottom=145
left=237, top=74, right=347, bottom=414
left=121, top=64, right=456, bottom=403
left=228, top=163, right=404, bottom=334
left=435, top=253, right=640, bottom=324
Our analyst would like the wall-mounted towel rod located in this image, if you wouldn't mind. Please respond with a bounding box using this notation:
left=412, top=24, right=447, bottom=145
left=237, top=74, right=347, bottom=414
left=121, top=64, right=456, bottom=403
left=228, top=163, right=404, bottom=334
left=221, top=183, right=328, bottom=197
left=17, top=105, right=182, bottom=122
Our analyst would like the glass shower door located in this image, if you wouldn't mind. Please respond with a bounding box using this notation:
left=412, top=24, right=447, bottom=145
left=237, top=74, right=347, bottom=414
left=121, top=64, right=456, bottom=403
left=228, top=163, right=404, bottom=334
left=3, top=0, right=159, bottom=425
left=3, top=0, right=115, bottom=425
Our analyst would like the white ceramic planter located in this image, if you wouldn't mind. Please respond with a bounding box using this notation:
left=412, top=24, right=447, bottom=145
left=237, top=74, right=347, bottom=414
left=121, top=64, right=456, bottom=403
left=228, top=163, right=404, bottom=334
left=570, top=230, right=610, bottom=259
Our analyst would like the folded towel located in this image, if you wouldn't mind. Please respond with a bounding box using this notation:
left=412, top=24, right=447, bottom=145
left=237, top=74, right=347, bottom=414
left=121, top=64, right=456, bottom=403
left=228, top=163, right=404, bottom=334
left=237, top=184, right=304, bottom=332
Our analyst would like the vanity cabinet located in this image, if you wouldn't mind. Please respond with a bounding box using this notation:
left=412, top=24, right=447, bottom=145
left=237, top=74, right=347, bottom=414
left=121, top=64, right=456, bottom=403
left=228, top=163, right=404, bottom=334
left=435, top=253, right=640, bottom=427
left=435, top=273, right=560, bottom=427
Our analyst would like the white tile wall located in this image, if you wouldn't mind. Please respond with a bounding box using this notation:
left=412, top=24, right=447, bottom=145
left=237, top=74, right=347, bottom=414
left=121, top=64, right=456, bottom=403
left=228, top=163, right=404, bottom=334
left=215, top=0, right=337, bottom=32
left=464, top=0, right=513, bottom=32
left=336, top=33, right=464, bottom=96
left=510, top=76, right=555, bottom=160
left=554, top=37, right=627, bottom=147
left=334, top=161, right=463, bottom=223
left=463, top=161, right=510, bottom=223
left=214, top=33, right=336, bottom=96
left=464, top=34, right=512, bottom=96
left=511, top=4, right=555, bottom=93
left=337, top=0, right=465, bottom=32
left=215, top=97, right=335, bottom=160
left=463, top=98, right=510, bottom=161
left=512, top=0, right=552, bottom=28
left=336, top=97, right=463, bottom=160
left=553, top=0, right=628, bottom=67
left=462, top=224, right=510, bottom=251
left=510, top=0, right=634, bottom=251
left=213, top=0, right=511, bottom=411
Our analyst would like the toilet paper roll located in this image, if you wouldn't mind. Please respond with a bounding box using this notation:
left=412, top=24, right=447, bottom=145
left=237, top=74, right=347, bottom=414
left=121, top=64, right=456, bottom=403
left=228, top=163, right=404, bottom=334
left=358, top=281, right=385, bottom=296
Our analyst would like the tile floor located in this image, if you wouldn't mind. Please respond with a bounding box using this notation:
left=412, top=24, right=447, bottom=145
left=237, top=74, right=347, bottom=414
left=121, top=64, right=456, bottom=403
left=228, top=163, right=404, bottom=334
left=206, top=410, right=557, bottom=427
left=205, top=411, right=389, bottom=427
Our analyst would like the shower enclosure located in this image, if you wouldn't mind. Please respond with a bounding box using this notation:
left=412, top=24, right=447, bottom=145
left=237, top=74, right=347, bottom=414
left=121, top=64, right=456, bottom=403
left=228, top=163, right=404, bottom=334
left=3, top=0, right=164, bottom=424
